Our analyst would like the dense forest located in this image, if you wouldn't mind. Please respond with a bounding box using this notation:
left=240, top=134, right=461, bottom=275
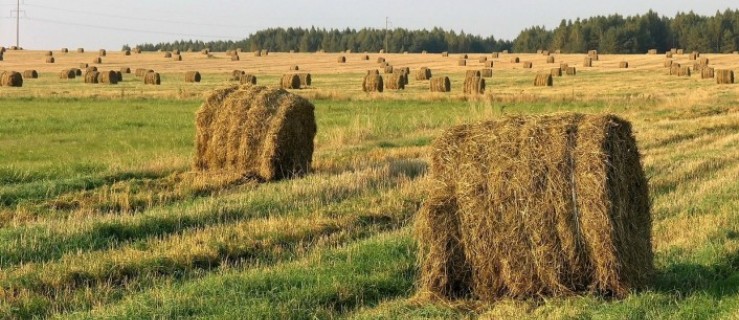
left=131, top=9, right=739, bottom=54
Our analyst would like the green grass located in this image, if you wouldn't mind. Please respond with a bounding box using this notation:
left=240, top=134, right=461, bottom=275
left=0, top=90, right=738, bottom=319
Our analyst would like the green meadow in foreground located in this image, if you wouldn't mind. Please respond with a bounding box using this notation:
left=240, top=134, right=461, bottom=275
left=0, top=91, right=738, bottom=319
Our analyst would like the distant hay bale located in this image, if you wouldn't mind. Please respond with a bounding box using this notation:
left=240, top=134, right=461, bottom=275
left=98, top=70, right=119, bottom=85
left=422, top=50, right=427, bottom=54
left=416, top=67, right=432, bottom=80
left=377, top=57, right=386, bottom=63
left=185, top=71, right=202, bottom=83
left=511, top=57, right=520, bottom=63
left=45, top=51, right=53, bottom=56
left=523, top=61, right=533, bottom=68
left=385, top=72, right=406, bottom=90
left=261, top=49, right=269, bottom=56
left=172, top=54, right=182, bottom=61
left=289, top=50, right=295, bottom=54
left=231, top=70, right=245, bottom=81
left=337, top=56, right=346, bottom=63
left=693, top=63, right=704, bottom=72
left=84, top=71, right=99, bottom=84
left=85, top=66, right=98, bottom=74
left=491, top=52, right=499, bottom=58
left=716, top=70, right=734, bottom=84
left=124, top=49, right=131, bottom=56
left=135, top=68, right=151, bottom=77
left=670, top=48, right=677, bottom=54
left=280, top=73, right=301, bottom=89
left=458, top=59, right=467, bottom=66
left=416, top=113, right=653, bottom=302
left=0, top=71, right=23, bottom=87
left=466, top=70, right=481, bottom=78
left=537, top=49, right=543, bottom=54
left=362, top=55, right=369, bottom=60
left=560, top=63, right=569, bottom=70
left=429, top=76, right=450, bottom=92
left=664, top=60, right=673, bottom=68
left=734, top=51, right=739, bottom=55
left=120, top=67, right=131, bottom=73
left=99, top=49, right=107, bottom=56
left=239, top=74, right=257, bottom=85
left=478, top=56, right=487, bottom=63
left=290, top=65, right=299, bottom=71
left=587, top=50, right=599, bottom=61
left=463, top=76, right=485, bottom=94
left=441, top=52, right=449, bottom=57
left=92, top=57, right=102, bottom=64
left=362, top=74, right=383, bottom=92
left=583, top=57, right=593, bottom=67
left=551, top=68, right=562, bottom=77
left=701, top=67, right=714, bottom=79
left=60, top=69, right=76, bottom=79
left=23, top=70, right=38, bottom=79
left=403, top=51, right=409, bottom=54
left=647, top=49, right=657, bottom=54
left=384, top=65, right=394, bottom=74
left=565, top=67, right=577, bottom=76
left=534, top=73, right=553, bottom=86
left=461, top=54, right=468, bottom=59
left=77, top=48, right=84, bottom=53
left=619, top=61, right=629, bottom=68
left=202, top=49, right=210, bottom=55
left=665, top=52, right=673, bottom=58
left=547, top=56, right=555, bottom=63
left=45, top=57, right=55, bottom=63
left=297, top=73, right=311, bottom=86
left=554, top=49, right=561, bottom=54
left=173, top=49, right=180, bottom=55
left=194, top=85, right=316, bottom=181
left=144, top=71, right=161, bottom=85
left=80, top=63, right=89, bottom=69
left=481, top=68, right=493, bottom=78
left=502, top=50, right=509, bottom=54
left=698, top=57, right=709, bottom=65
left=133, top=48, right=142, bottom=54
left=689, top=51, right=699, bottom=60
left=164, top=52, right=173, bottom=58
left=676, top=49, right=684, bottom=55
left=485, top=61, right=494, bottom=68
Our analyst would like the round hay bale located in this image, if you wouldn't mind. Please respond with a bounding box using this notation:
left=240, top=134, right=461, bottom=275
left=124, top=49, right=131, bottom=56
left=676, top=49, right=684, bottom=55
left=379, top=49, right=385, bottom=54
left=44, top=51, right=53, bottom=56
left=461, top=54, right=468, bottom=59
left=502, top=50, right=509, bottom=54
left=202, top=49, right=210, bottom=55
left=458, top=59, right=467, bottom=66
left=337, top=56, right=346, bottom=63
left=80, top=63, right=89, bottom=69
left=485, top=61, right=494, bottom=68
left=422, top=50, right=427, bottom=54
left=362, top=74, right=383, bottom=92
left=298, top=73, right=312, bottom=87
left=45, top=57, right=55, bottom=63
left=619, top=61, right=629, bottom=68
left=194, top=85, right=317, bottom=181
left=416, top=67, right=432, bottom=80
left=480, top=68, right=493, bottom=78
left=466, top=70, right=481, bottom=78
left=164, top=52, right=172, bottom=58
left=239, top=74, right=257, bottom=85
left=542, top=50, right=550, bottom=56
left=120, top=67, right=131, bottom=74
left=583, top=57, right=593, bottom=67
left=135, top=68, right=151, bottom=77
left=144, top=72, right=161, bottom=85
left=588, top=50, right=599, bottom=61
left=491, top=52, right=499, bottom=58
left=84, top=71, right=99, bottom=84
left=133, top=48, right=142, bottom=54
left=665, top=52, right=673, bottom=58
left=384, top=65, right=394, bottom=74
left=185, top=71, right=202, bottom=83
left=534, top=73, right=553, bottom=86
left=547, top=56, right=555, bottom=63
left=361, top=55, right=369, bottom=61
left=173, top=49, right=180, bottom=55
left=172, top=54, right=182, bottom=61
left=463, top=76, right=485, bottom=94
left=716, top=70, right=734, bottom=84
left=280, top=74, right=301, bottom=89
left=0, top=71, right=23, bottom=87
left=0, top=46, right=6, bottom=53
left=253, top=50, right=262, bottom=57
left=114, top=71, right=123, bottom=82
left=677, top=66, right=691, bottom=77
left=99, top=70, right=118, bottom=85
left=429, top=76, right=450, bottom=92
left=416, top=113, right=653, bottom=302
left=73, top=68, right=82, bottom=76
left=565, top=67, right=577, bottom=76
left=647, top=49, right=657, bottom=55
left=376, top=57, right=386, bottom=64
left=23, top=70, right=38, bottom=79
left=85, top=66, right=98, bottom=74
left=664, top=60, right=673, bottom=68
left=385, top=72, right=406, bottom=90
left=290, top=65, right=299, bottom=71
left=511, top=57, right=520, bottom=63
left=689, top=52, right=699, bottom=60
left=701, top=67, right=715, bottom=79
left=261, top=49, right=269, bottom=56
left=441, top=52, right=449, bottom=57
left=99, top=49, right=107, bottom=56
left=550, top=68, right=562, bottom=77
left=693, top=63, right=704, bottom=72
left=478, top=56, right=487, bottom=63
left=60, top=69, right=76, bottom=79
left=523, top=61, right=533, bottom=68
left=231, top=70, right=245, bottom=81
left=698, top=57, right=709, bottom=66
left=77, top=48, right=84, bottom=53
left=92, top=57, right=102, bottom=64
left=560, top=63, right=569, bottom=70
left=367, top=69, right=379, bottom=75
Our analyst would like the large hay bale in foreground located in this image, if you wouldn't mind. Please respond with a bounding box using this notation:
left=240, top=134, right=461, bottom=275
left=23, top=70, right=38, bottom=79
left=144, top=72, right=161, bottom=85
left=416, top=113, right=653, bottom=302
left=240, top=74, right=257, bottom=85
left=98, top=70, right=119, bottom=84
left=60, top=69, right=76, bottom=79
left=480, top=68, right=493, bottom=78
left=716, top=70, right=734, bottom=84
left=194, top=85, right=317, bottom=181
left=185, top=71, right=202, bottom=83
left=430, top=76, right=450, bottom=92
left=385, top=72, right=406, bottom=90
left=297, top=73, right=312, bottom=87
left=281, top=74, right=301, bottom=89
left=0, top=71, right=23, bottom=87
left=362, top=74, right=383, bottom=92
left=701, top=67, right=714, bottom=79
left=534, top=73, right=553, bottom=86
left=463, top=76, right=485, bottom=94
left=416, top=67, right=432, bottom=81
left=84, top=71, right=99, bottom=84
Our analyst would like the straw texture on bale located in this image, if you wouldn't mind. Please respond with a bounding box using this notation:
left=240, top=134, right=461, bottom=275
left=45, top=57, right=55, bottom=63
left=0, top=71, right=23, bottom=87
left=466, top=70, right=481, bottom=78
left=23, top=70, right=38, bottom=79
left=511, top=57, right=520, bottom=63
left=551, top=68, right=562, bottom=77
left=385, top=72, right=406, bottom=90
left=367, top=69, right=379, bottom=75
left=145, top=72, right=161, bottom=85
left=523, top=61, right=533, bottom=68
left=583, top=57, right=593, bottom=67
left=716, top=70, right=734, bottom=84
left=416, top=67, right=432, bottom=80
left=84, top=71, right=99, bottom=84
left=676, top=66, right=691, bottom=77
left=185, top=71, right=202, bottom=83
left=463, top=76, right=485, bottom=94
left=98, top=70, right=118, bottom=85
left=362, top=74, right=383, bottom=92
left=534, top=73, right=553, bottom=86
left=547, top=56, right=555, bottom=63
left=298, top=73, right=312, bottom=87
left=566, top=67, right=577, bottom=76
left=619, top=61, right=629, bottom=68
left=60, top=69, right=76, bottom=79
left=458, top=59, right=467, bottom=66
left=485, top=61, right=494, bottom=68
left=701, top=67, right=714, bottom=79
left=239, top=74, right=257, bottom=85
left=280, top=74, right=301, bottom=89
left=231, top=70, right=245, bottom=81
left=337, top=56, right=346, bottom=63
left=480, top=68, right=493, bottom=78
left=430, top=76, right=450, bottom=92
left=194, top=85, right=317, bottom=181
left=416, top=113, right=653, bottom=302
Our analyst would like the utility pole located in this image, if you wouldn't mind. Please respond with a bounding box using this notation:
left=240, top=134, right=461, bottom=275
left=10, top=0, right=24, bottom=48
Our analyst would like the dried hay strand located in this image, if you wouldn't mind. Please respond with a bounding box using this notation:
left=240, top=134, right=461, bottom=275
left=23, top=70, right=38, bottom=79
left=566, top=67, right=577, bottom=76
left=377, top=57, right=386, bottom=63
left=463, top=76, right=485, bottom=94
left=430, top=76, right=451, bottom=92
left=701, top=67, right=714, bottom=79
left=99, top=49, right=107, bottom=56
left=84, top=71, right=99, bottom=84
left=478, top=56, right=487, bottom=63
left=45, top=57, right=55, bottom=63
left=44, top=50, right=53, bottom=56
left=547, top=56, right=555, bottom=63
left=415, top=113, right=653, bottom=302
left=362, top=74, right=383, bottom=92
left=280, top=73, right=301, bottom=89
left=337, top=56, right=346, bottom=63
left=239, top=74, right=257, bottom=85
left=716, top=70, right=734, bottom=84
left=290, top=65, right=299, bottom=71
left=60, top=69, right=76, bottom=79
left=144, top=72, right=161, bottom=85
left=551, top=68, right=562, bottom=77
left=664, top=60, right=673, bottom=68
left=172, top=54, right=183, bottom=61
left=491, top=52, right=499, bottom=58
left=194, top=85, right=317, bottom=181
left=164, top=52, right=173, bottom=58
left=619, top=61, right=629, bottom=69
left=185, top=71, right=202, bottom=83
left=665, top=52, right=673, bottom=58
left=523, top=61, right=533, bottom=68
left=466, top=70, right=481, bottom=78
left=120, top=67, right=131, bottom=74
left=0, top=71, right=23, bottom=87
left=458, top=59, right=467, bottom=66
left=297, top=73, right=312, bottom=87
left=481, top=68, right=493, bottom=78
left=485, top=61, right=494, bottom=68
left=231, top=70, right=246, bottom=81
left=98, top=70, right=119, bottom=85
left=77, top=48, right=84, bottom=53
left=647, top=49, right=657, bottom=54
left=384, top=65, right=394, bottom=74
left=583, top=57, right=593, bottom=67
left=92, top=57, right=102, bottom=64
left=534, top=73, right=553, bottom=86
left=511, top=57, right=520, bottom=63
left=416, top=67, right=432, bottom=80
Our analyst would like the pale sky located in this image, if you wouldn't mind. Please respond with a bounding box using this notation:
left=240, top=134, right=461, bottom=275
left=0, top=0, right=736, bottom=50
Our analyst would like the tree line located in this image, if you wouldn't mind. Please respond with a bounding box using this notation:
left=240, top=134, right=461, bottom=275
left=131, top=9, right=739, bottom=54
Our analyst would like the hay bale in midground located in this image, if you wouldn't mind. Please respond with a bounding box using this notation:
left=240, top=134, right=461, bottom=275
left=384, top=65, right=394, bottom=74
left=377, top=57, right=386, bottom=64
left=98, top=70, right=119, bottom=85
left=281, top=74, right=301, bottom=89
left=566, top=67, right=577, bottom=76
left=84, top=71, right=99, bottom=84
left=511, top=57, right=520, bottom=63
left=290, top=65, right=299, bottom=71
left=430, top=76, right=450, bottom=92
left=362, top=74, right=383, bottom=92
left=491, top=52, right=499, bottom=58
left=77, top=48, right=84, bottom=53
left=416, top=67, right=432, bottom=80
left=551, top=68, right=562, bottom=77
left=46, top=57, right=55, bottom=63
left=114, top=71, right=123, bottom=82
left=144, top=72, right=161, bottom=85
left=185, top=71, right=202, bottom=83
left=481, top=68, right=493, bottom=78
left=164, top=52, right=173, bottom=58
left=716, top=70, right=734, bottom=84
left=583, top=57, right=593, bottom=67
left=466, top=70, right=481, bottom=78
left=547, top=56, right=555, bottom=63
left=523, top=61, right=533, bottom=68
left=0, top=71, right=23, bottom=87
left=73, top=68, right=82, bottom=76
left=415, top=113, right=653, bottom=302
left=478, top=56, right=487, bottom=63
left=385, top=72, right=406, bottom=90
left=172, top=54, right=183, bottom=61
left=677, top=66, right=691, bottom=77
left=23, top=70, right=38, bottom=79
left=664, top=60, right=673, bottom=68
left=297, top=73, right=311, bottom=87
left=85, top=66, right=98, bottom=74
left=240, top=74, right=257, bottom=85
left=666, top=52, right=673, bottom=58
left=701, top=67, right=714, bottom=79
left=463, top=76, right=485, bottom=94
left=588, top=50, right=599, bottom=61
left=135, top=68, right=151, bottom=77
left=44, top=51, right=53, bottom=56
left=194, top=85, right=317, bottom=181
left=485, top=61, right=494, bottom=68
left=534, top=73, right=553, bottom=86
left=60, top=69, right=76, bottom=79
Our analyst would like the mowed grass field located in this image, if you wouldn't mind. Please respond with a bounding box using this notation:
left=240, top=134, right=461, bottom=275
left=0, top=50, right=738, bottom=319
